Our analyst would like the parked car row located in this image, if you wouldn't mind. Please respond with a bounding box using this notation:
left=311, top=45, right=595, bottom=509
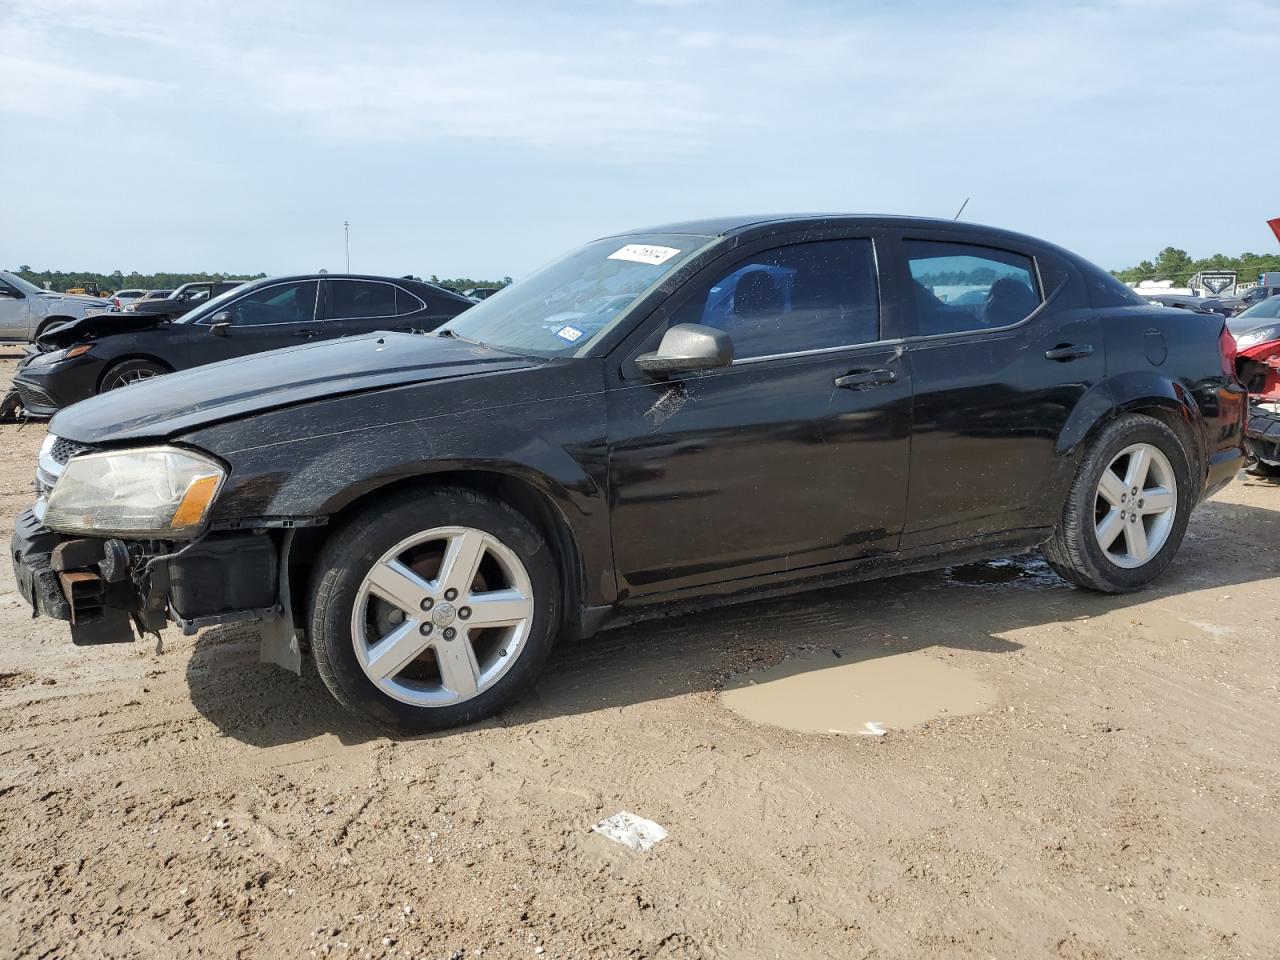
left=7, top=214, right=1250, bottom=733
left=5, top=274, right=473, bottom=416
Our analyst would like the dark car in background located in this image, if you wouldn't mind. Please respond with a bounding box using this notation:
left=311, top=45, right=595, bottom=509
left=1143, top=293, right=1231, bottom=317
left=10, top=215, right=1245, bottom=732
left=8, top=274, right=473, bottom=416
left=123, top=280, right=246, bottom=319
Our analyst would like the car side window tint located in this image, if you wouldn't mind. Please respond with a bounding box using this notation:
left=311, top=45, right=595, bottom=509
left=228, top=280, right=319, bottom=326
left=329, top=280, right=397, bottom=319
left=906, top=241, right=1041, bottom=336
left=395, top=286, right=426, bottom=316
left=672, top=238, right=880, bottom=360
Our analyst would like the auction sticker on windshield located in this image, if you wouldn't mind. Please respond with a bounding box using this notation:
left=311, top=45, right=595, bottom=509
left=555, top=324, right=585, bottom=343
left=608, top=244, right=681, bottom=266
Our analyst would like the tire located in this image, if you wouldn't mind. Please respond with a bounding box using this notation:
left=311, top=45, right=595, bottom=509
left=1043, top=414, right=1194, bottom=593
left=309, top=486, right=560, bottom=732
left=99, top=358, right=169, bottom=392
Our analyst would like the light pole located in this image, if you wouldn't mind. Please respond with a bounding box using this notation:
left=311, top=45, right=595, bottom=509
left=344, top=220, right=350, bottom=272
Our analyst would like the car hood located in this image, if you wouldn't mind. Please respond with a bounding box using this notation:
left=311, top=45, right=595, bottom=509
left=50, top=333, right=540, bottom=444
left=37, top=311, right=171, bottom=347
left=38, top=292, right=110, bottom=308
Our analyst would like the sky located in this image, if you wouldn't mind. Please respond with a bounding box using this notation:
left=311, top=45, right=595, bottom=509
left=1, top=0, right=1278, bottom=280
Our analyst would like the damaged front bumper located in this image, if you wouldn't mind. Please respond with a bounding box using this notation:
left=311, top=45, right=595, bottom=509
left=10, top=509, right=307, bottom=670
left=1246, top=401, right=1280, bottom=467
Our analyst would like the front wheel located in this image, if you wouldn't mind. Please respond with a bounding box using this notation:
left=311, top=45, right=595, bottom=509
left=1043, top=414, right=1193, bottom=593
left=309, top=487, right=560, bottom=732
left=99, top=358, right=168, bottom=392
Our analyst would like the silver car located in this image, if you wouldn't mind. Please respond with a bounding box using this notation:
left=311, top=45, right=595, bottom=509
left=0, top=272, right=112, bottom=343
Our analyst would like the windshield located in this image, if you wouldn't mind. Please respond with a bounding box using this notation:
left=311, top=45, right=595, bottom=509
left=177, top=281, right=261, bottom=324
left=438, top=233, right=715, bottom=357
left=2, top=272, right=46, bottom=296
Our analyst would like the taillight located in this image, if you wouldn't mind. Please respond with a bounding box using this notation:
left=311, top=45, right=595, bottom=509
left=1220, top=326, right=1237, bottom=379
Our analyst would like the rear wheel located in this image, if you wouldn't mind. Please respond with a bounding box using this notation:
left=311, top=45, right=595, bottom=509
left=309, top=487, right=560, bottom=732
left=1043, top=414, right=1193, bottom=593
left=99, top=358, right=168, bottom=392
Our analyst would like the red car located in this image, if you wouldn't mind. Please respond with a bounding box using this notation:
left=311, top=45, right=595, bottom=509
left=1229, top=297, right=1280, bottom=478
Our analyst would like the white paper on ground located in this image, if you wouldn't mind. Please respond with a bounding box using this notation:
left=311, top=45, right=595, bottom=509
left=591, top=811, right=668, bottom=852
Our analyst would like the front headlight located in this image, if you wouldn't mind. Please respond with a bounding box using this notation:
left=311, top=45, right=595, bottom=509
left=1236, top=324, right=1280, bottom=350
left=31, top=344, right=92, bottom=366
left=44, top=446, right=226, bottom=538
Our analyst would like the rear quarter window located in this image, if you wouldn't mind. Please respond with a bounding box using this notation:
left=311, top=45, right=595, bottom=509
left=1077, top=259, right=1146, bottom=308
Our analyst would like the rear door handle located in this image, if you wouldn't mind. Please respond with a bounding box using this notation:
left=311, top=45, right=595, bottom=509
left=1045, top=343, right=1093, bottom=361
left=834, top=368, right=897, bottom=389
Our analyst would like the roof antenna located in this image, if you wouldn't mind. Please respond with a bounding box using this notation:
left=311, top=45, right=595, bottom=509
left=953, top=197, right=970, bottom=220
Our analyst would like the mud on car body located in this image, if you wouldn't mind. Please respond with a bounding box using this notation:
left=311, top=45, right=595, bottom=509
left=11, top=215, right=1248, bottom=731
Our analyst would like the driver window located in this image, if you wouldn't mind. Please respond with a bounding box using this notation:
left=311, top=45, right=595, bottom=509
left=671, top=238, right=880, bottom=360
left=226, top=280, right=319, bottom=326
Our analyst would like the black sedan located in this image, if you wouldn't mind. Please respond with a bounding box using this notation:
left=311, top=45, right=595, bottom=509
left=9, top=274, right=474, bottom=416
left=12, top=215, right=1246, bottom=732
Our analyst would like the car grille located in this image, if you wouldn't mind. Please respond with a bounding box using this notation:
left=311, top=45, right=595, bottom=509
left=14, top=380, right=57, bottom=412
left=50, top=436, right=94, bottom=466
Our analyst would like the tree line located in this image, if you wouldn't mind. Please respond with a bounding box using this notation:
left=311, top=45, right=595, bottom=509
left=1112, top=248, right=1280, bottom=286
left=9, top=267, right=514, bottom=294
left=12, top=267, right=266, bottom=293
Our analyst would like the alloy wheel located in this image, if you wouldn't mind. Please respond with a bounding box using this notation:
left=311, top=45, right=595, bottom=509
left=351, top=526, right=535, bottom=707
left=107, top=368, right=159, bottom=389
left=1093, top=442, right=1178, bottom=569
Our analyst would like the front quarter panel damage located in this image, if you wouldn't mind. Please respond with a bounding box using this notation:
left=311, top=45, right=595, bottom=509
left=180, top=360, right=615, bottom=605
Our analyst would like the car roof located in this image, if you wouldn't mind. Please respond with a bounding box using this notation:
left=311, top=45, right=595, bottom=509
left=238, top=274, right=469, bottom=299
left=601, top=213, right=1063, bottom=250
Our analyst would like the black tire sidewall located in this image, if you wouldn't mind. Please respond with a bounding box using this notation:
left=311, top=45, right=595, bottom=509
left=1069, top=416, right=1194, bottom=591
left=309, top=488, right=559, bottom=732
left=100, top=359, right=167, bottom=392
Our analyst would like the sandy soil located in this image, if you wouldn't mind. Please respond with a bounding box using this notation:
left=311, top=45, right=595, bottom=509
left=1, top=348, right=1278, bottom=959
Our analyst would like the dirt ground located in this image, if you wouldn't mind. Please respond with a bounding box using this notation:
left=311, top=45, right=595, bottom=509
left=0, top=348, right=1277, bottom=960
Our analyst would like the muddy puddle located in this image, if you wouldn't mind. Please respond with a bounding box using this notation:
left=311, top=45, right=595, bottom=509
left=943, top=556, right=1062, bottom=589
left=721, top=647, right=997, bottom=736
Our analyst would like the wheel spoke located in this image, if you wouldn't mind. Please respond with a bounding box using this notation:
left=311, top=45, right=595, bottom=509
left=1097, top=469, right=1127, bottom=507
left=366, top=558, right=432, bottom=614
left=466, top=588, right=533, bottom=628
left=1124, top=517, right=1150, bottom=562
left=434, top=635, right=481, bottom=696
left=436, top=530, right=486, bottom=597
left=364, top=619, right=430, bottom=681
left=1095, top=508, right=1125, bottom=550
left=1140, top=487, right=1175, bottom=514
left=1124, top=446, right=1151, bottom=491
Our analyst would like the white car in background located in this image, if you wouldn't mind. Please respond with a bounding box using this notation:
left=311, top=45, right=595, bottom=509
left=110, top=288, right=148, bottom=311
left=0, top=271, right=111, bottom=343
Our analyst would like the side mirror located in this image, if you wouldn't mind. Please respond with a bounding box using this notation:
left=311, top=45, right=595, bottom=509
left=209, top=311, right=231, bottom=336
left=635, top=323, right=733, bottom=377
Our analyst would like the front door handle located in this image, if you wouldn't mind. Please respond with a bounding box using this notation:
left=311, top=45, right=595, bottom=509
left=1045, top=343, right=1093, bottom=361
left=834, top=368, right=897, bottom=390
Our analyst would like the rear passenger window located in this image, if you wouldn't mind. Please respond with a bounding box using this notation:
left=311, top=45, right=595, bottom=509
left=395, top=286, right=426, bottom=315
left=673, top=238, right=880, bottom=360
left=329, top=280, right=397, bottom=318
left=906, top=241, right=1041, bottom=336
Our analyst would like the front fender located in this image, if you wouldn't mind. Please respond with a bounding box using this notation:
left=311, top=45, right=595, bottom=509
left=180, top=362, right=614, bottom=603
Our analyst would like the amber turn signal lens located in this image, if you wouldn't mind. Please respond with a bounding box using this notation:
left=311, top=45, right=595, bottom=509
left=171, top=475, right=221, bottom=528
